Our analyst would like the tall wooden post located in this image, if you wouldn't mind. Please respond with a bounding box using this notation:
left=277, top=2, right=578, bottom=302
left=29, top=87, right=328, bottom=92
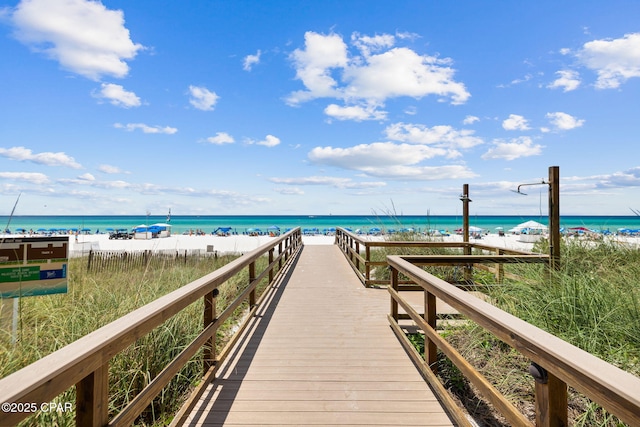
left=548, top=166, right=560, bottom=271
left=460, top=184, right=472, bottom=282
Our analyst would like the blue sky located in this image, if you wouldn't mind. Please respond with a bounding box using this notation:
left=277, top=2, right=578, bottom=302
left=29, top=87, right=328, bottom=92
left=1, top=0, right=640, bottom=216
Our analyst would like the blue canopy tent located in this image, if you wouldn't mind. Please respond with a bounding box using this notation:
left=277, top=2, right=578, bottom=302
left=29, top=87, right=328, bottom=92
left=214, top=227, right=233, bottom=236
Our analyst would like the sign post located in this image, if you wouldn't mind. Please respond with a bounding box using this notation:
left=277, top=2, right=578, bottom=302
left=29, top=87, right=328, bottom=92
left=0, top=237, right=69, bottom=343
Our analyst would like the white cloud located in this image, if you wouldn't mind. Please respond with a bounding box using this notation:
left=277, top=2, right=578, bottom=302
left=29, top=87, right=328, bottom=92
left=273, top=187, right=305, bottom=195
left=356, top=164, right=476, bottom=180
left=324, top=103, right=387, bottom=121
left=577, top=32, right=640, bottom=89
left=309, top=142, right=446, bottom=170
left=243, top=50, right=261, bottom=71
left=0, top=146, right=82, bottom=168
left=546, top=112, right=585, bottom=130
left=95, top=83, right=141, bottom=108
left=547, top=70, right=581, bottom=92
left=188, top=85, right=219, bottom=111
left=10, top=0, right=143, bottom=80
left=77, top=173, right=95, bottom=181
left=287, top=31, right=469, bottom=120
left=255, top=135, right=280, bottom=147
left=98, top=164, right=128, bottom=174
left=384, top=123, right=483, bottom=150
left=342, top=46, right=469, bottom=104
left=114, top=123, right=178, bottom=134
left=481, top=137, right=543, bottom=161
left=502, top=114, right=530, bottom=131
left=287, top=32, right=349, bottom=104
left=351, top=32, right=395, bottom=56
left=595, top=167, right=640, bottom=188
left=205, top=132, right=235, bottom=145
left=463, top=115, right=479, bottom=125
left=0, top=171, right=49, bottom=184
left=269, top=176, right=386, bottom=189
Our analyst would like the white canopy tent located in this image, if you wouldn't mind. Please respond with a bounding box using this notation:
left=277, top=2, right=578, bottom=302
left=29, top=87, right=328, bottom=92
left=509, top=220, right=548, bottom=234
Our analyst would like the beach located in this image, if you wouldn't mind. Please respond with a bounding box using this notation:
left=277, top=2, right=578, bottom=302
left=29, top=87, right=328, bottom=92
left=65, top=231, right=540, bottom=255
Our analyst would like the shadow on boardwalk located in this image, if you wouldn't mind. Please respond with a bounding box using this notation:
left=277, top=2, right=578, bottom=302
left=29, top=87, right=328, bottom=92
left=184, top=245, right=453, bottom=427
left=187, top=249, right=300, bottom=425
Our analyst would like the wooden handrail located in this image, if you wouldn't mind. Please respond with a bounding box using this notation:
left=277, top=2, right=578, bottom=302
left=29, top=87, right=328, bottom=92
left=335, top=227, right=547, bottom=286
left=387, top=254, right=640, bottom=426
left=0, top=228, right=302, bottom=427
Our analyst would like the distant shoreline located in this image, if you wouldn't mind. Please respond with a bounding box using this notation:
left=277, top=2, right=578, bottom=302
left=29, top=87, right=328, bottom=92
left=1, top=214, right=638, bottom=237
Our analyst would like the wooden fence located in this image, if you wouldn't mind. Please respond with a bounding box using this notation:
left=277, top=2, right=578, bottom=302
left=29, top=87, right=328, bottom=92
left=0, top=228, right=302, bottom=427
left=85, top=249, right=223, bottom=272
left=387, top=254, right=640, bottom=426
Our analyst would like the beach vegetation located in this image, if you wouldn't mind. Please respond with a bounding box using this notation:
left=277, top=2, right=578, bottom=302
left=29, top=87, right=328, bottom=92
left=377, top=233, right=639, bottom=426
left=0, top=253, right=269, bottom=426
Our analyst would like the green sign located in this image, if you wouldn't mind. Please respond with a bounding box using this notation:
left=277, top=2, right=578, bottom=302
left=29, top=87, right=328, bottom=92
left=0, top=266, right=41, bottom=283
left=0, top=237, right=68, bottom=298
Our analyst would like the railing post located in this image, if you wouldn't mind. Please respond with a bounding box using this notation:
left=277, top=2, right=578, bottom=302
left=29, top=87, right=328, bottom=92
left=249, top=262, right=256, bottom=308
left=496, top=248, right=504, bottom=283
left=425, top=290, right=437, bottom=373
left=530, top=362, right=568, bottom=427
left=76, top=363, right=109, bottom=426
left=268, top=249, right=274, bottom=283
left=365, top=245, right=371, bottom=286
left=390, top=267, right=399, bottom=321
left=278, top=242, right=283, bottom=270
left=203, top=288, right=218, bottom=374
left=355, top=241, right=360, bottom=271
left=284, top=237, right=289, bottom=262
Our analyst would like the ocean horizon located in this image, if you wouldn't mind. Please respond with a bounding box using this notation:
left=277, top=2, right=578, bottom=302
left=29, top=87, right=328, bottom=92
left=1, top=214, right=639, bottom=235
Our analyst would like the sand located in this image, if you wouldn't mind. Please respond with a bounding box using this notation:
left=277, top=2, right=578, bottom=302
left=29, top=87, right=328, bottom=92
left=67, top=231, right=544, bottom=256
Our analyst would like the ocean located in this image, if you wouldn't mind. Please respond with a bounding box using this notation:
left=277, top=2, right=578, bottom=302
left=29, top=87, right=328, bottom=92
left=1, top=215, right=639, bottom=235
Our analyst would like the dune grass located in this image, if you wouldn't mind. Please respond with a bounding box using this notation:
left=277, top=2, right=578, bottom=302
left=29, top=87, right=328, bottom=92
left=0, top=253, right=267, bottom=426
left=378, top=234, right=640, bottom=426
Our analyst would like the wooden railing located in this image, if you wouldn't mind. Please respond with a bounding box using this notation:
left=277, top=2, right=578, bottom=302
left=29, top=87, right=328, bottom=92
left=0, top=228, right=303, bottom=427
left=387, top=254, right=640, bottom=426
left=335, top=227, right=544, bottom=287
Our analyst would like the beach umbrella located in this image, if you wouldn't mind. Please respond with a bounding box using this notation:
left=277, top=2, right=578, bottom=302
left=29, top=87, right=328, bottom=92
left=569, top=227, right=590, bottom=232
left=469, top=226, right=483, bottom=232
left=511, top=220, right=548, bottom=233
left=518, top=220, right=547, bottom=230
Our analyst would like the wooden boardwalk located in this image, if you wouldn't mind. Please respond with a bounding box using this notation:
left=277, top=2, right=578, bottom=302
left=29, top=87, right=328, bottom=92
left=183, top=245, right=454, bottom=426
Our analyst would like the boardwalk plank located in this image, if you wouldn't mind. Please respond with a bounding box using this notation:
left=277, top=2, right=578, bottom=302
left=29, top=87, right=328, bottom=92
left=183, top=245, right=454, bottom=427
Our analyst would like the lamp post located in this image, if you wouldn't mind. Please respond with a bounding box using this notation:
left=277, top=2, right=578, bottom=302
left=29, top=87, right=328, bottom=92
left=460, top=184, right=472, bottom=282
